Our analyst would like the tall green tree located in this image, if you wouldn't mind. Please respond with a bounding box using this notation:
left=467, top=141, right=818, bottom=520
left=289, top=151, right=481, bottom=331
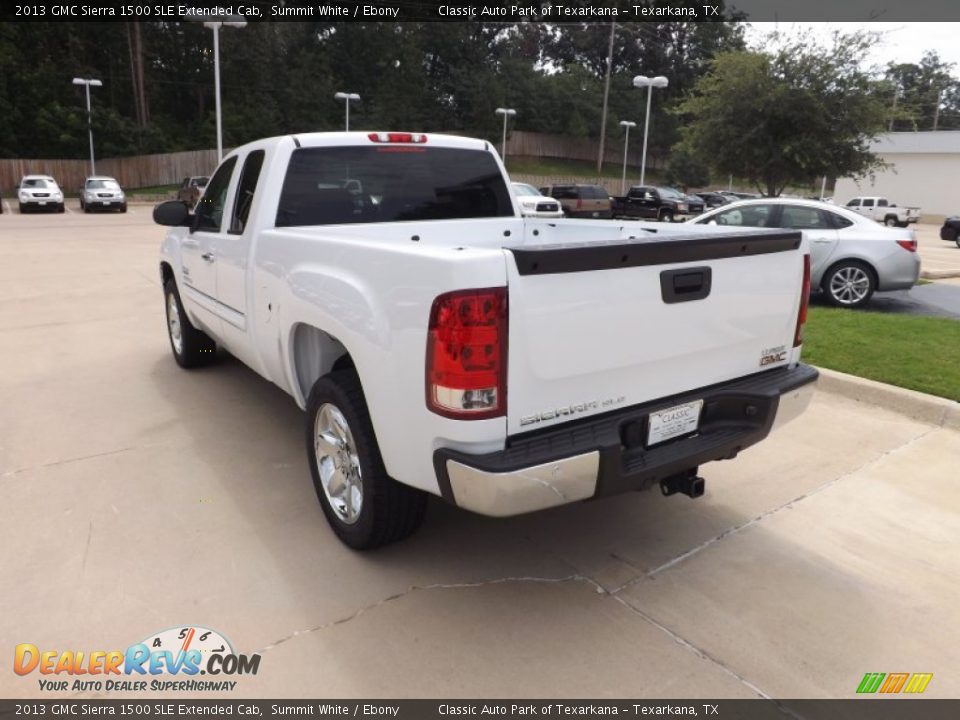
left=674, top=31, right=889, bottom=196
left=886, top=51, right=960, bottom=131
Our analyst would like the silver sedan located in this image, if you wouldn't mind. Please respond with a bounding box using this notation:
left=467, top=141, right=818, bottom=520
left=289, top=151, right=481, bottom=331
left=687, top=198, right=920, bottom=308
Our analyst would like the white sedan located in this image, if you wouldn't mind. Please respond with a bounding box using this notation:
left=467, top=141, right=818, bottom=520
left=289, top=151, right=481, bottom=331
left=511, top=182, right=563, bottom=218
left=687, top=198, right=920, bottom=308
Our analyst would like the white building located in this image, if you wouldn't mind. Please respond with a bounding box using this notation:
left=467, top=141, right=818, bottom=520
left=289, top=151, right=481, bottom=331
left=834, top=131, right=960, bottom=219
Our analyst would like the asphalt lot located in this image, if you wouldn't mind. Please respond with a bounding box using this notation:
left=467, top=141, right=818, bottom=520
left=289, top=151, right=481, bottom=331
left=1, top=208, right=959, bottom=700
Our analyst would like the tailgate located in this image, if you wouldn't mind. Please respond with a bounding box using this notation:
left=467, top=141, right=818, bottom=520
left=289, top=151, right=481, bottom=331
left=504, top=231, right=805, bottom=436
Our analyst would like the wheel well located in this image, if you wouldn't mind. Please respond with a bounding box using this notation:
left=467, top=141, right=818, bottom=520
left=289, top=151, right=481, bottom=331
left=160, top=262, right=174, bottom=286
left=821, top=258, right=878, bottom=290
left=290, top=324, right=352, bottom=401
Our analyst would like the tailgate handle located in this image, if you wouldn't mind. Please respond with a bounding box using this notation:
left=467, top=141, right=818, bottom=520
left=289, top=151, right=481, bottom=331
left=660, top=266, right=712, bottom=304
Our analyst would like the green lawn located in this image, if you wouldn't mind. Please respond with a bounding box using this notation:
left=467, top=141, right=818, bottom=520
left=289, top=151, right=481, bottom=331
left=802, top=306, right=960, bottom=401
left=504, top=155, right=665, bottom=184
left=127, top=184, right=178, bottom=197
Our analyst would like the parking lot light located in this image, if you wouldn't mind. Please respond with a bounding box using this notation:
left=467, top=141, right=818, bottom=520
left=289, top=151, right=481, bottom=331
left=619, top=120, right=636, bottom=194
left=495, top=108, right=517, bottom=162
left=334, top=92, right=361, bottom=131
left=633, top=75, right=668, bottom=186
left=72, top=77, right=102, bottom=176
left=201, top=19, right=247, bottom=162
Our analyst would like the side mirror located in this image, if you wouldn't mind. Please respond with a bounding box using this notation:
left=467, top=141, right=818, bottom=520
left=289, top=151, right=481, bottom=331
left=153, top=200, right=191, bottom=227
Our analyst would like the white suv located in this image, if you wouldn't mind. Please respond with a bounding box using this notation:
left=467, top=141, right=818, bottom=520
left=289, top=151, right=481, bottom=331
left=80, top=176, right=127, bottom=213
left=19, top=175, right=64, bottom=213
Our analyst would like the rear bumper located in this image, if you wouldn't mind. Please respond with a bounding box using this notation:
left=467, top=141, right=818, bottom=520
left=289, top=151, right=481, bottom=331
left=434, top=364, right=818, bottom=517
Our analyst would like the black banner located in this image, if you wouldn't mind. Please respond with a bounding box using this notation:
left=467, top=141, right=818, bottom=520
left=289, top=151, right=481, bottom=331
left=3, top=0, right=960, bottom=23
left=1, top=700, right=959, bottom=720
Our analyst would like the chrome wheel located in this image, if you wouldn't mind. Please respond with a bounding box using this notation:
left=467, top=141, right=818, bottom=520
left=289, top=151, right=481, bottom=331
left=166, top=291, right=183, bottom=355
left=314, top=403, right=363, bottom=525
left=829, top=266, right=872, bottom=305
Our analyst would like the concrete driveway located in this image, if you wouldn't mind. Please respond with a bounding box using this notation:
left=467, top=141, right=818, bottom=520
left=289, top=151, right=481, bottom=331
left=1, top=209, right=958, bottom=700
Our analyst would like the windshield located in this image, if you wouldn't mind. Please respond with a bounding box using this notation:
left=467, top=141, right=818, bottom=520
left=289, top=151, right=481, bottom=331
left=511, top=183, right=539, bottom=197
left=86, top=179, right=121, bottom=190
left=660, top=187, right=683, bottom=199
left=191, top=177, right=209, bottom=187
left=277, top=145, right=514, bottom=226
left=22, top=178, right=50, bottom=189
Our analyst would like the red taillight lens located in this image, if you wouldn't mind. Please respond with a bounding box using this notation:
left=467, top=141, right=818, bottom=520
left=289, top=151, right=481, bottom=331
left=896, top=239, right=917, bottom=252
left=426, top=288, right=507, bottom=419
left=794, top=254, right=811, bottom=348
left=367, top=132, right=428, bottom=144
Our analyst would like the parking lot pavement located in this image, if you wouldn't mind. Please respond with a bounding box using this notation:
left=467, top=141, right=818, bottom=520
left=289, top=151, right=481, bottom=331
left=2, top=212, right=959, bottom=699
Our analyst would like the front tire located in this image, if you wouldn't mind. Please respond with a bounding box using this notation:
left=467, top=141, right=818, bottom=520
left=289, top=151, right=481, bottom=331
left=822, top=261, right=876, bottom=309
left=163, top=279, right=216, bottom=368
left=660, top=210, right=674, bottom=223
left=306, top=370, right=427, bottom=550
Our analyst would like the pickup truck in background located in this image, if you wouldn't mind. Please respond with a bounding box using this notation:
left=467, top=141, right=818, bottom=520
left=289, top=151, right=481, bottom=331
left=845, top=196, right=920, bottom=227
left=611, top=185, right=689, bottom=222
left=154, top=131, right=818, bottom=549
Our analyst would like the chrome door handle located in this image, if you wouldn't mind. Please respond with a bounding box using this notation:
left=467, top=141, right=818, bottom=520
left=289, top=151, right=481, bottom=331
left=201, top=252, right=215, bottom=262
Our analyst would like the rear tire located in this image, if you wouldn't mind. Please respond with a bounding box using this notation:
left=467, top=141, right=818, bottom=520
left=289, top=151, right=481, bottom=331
left=306, top=370, right=427, bottom=550
left=822, top=261, right=876, bottom=309
left=884, top=216, right=897, bottom=227
left=163, top=279, right=217, bottom=368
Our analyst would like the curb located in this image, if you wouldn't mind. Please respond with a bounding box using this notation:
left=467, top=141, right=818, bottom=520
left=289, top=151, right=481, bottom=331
left=921, top=269, right=960, bottom=280
left=815, top=367, right=960, bottom=431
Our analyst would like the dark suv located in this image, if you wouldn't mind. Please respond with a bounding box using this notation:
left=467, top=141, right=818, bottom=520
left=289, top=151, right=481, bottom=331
left=538, top=184, right=613, bottom=218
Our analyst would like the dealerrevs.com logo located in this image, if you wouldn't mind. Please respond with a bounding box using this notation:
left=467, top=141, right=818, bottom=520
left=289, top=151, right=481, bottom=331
left=14, top=626, right=261, bottom=692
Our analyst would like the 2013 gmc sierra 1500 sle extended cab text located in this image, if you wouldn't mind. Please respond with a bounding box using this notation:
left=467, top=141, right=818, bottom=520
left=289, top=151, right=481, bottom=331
left=154, top=131, right=818, bottom=549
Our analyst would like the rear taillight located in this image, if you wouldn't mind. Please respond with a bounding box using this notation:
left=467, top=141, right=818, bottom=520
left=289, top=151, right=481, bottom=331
left=576, top=197, right=583, bottom=210
left=367, top=132, right=428, bottom=144
left=896, top=238, right=917, bottom=252
left=793, top=254, right=811, bottom=348
left=426, top=288, right=507, bottom=419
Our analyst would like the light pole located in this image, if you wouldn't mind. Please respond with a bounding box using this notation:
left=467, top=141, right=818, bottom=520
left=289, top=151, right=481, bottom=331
left=619, top=120, right=636, bottom=194
left=495, top=108, right=517, bottom=161
left=72, top=77, right=102, bottom=176
left=633, top=75, right=668, bottom=186
left=203, top=19, right=247, bottom=162
left=334, top=92, right=361, bottom=131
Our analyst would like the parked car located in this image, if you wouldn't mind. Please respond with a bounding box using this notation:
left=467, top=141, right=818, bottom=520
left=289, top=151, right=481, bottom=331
left=510, top=182, right=563, bottom=218
left=153, top=130, right=816, bottom=548
left=717, top=190, right=763, bottom=200
left=610, top=185, right=689, bottom=221
left=694, top=191, right=732, bottom=209
left=940, top=216, right=960, bottom=246
left=18, top=175, right=64, bottom=213
left=845, top=196, right=919, bottom=227
left=681, top=192, right=704, bottom=215
left=538, top=183, right=612, bottom=218
left=177, top=176, right=209, bottom=209
left=689, top=198, right=920, bottom=308
left=79, top=176, right=127, bottom=213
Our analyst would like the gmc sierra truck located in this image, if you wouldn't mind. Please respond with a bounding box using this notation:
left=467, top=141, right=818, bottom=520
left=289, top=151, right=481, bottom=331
left=845, top=196, right=920, bottom=227
left=155, top=131, right=818, bottom=549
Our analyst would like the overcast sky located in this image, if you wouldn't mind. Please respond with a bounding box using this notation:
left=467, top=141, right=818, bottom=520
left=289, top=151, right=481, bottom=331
left=745, top=23, right=960, bottom=72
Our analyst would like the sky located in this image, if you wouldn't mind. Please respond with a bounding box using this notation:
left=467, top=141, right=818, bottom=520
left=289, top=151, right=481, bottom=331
left=745, top=23, right=960, bottom=71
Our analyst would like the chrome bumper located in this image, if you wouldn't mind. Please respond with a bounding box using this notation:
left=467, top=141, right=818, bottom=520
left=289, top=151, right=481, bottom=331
left=436, top=364, right=819, bottom=518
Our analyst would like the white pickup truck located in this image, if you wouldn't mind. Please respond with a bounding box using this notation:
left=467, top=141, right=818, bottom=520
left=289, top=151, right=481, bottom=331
left=155, top=131, right=818, bottom=549
left=845, top=196, right=920, bottom=227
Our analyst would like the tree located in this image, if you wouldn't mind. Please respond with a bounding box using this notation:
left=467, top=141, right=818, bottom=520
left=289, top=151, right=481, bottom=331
left=674, top=31, right=889, bottom=196
left=886, top=51, right=960, bottom=131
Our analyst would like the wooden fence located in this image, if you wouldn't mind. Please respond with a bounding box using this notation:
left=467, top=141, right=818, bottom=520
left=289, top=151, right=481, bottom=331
left=0, top=131, right=660, bottom=192
left=0, top=148, right=224, bottom=193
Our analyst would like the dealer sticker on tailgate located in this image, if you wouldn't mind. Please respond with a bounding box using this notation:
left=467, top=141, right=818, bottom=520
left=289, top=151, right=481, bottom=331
left=647, top=399, right=703, bottom=446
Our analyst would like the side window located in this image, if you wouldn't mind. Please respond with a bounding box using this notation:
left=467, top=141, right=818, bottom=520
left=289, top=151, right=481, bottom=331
left=862, top=198, right=875, bottom=207
left=194, top=157, right=237, bottom=233
left=877, top=198, right=888, bottom=207
left=702, top=204, right=772, bottom=227
left=229, top=150, right=265, bottom=234
left=780, top=205, right=829, bottom=230
left=180, top=178, right=189, bottom=189
left=846, top=198, right=859, bottom=207
left=828, top=212, right=854, bottom=229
